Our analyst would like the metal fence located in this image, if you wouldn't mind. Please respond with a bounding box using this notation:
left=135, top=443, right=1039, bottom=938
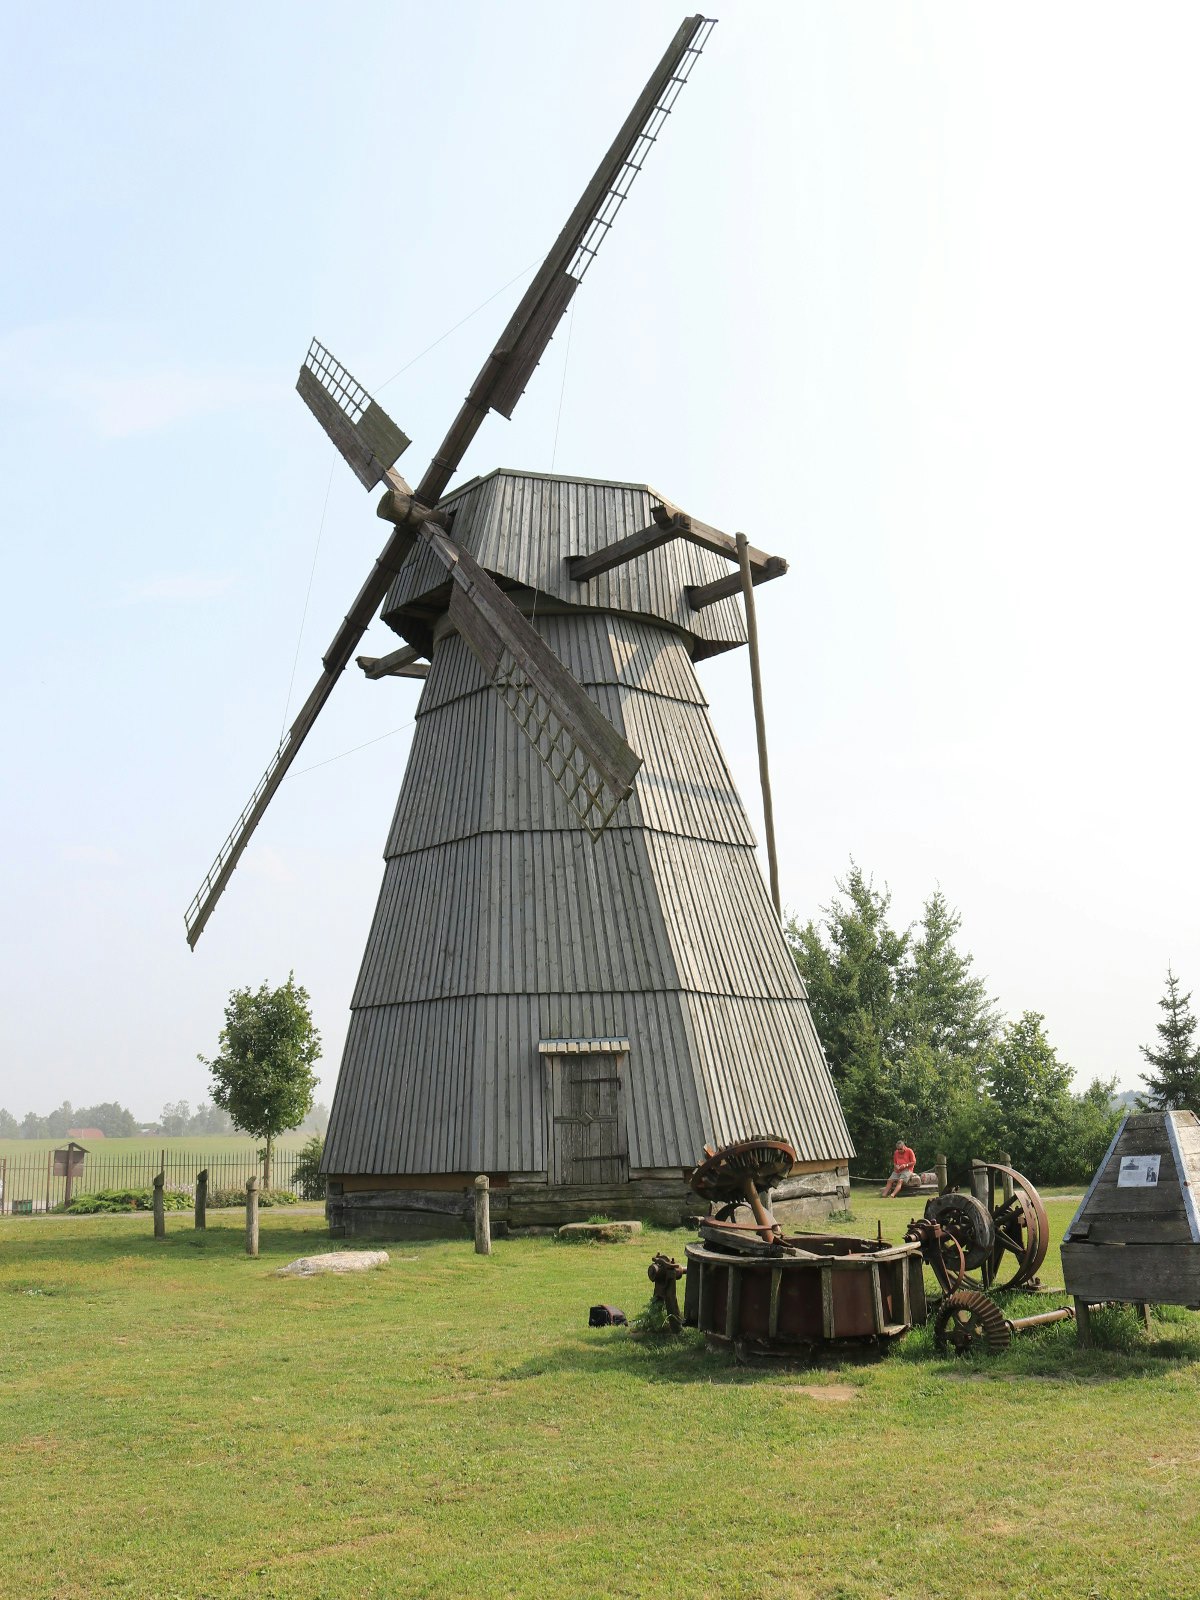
left=0, top=1147, right=308, bottom=1214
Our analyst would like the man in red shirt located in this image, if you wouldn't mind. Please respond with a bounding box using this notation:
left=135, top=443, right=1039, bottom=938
left=881, top=1139, right=917, bottom=1197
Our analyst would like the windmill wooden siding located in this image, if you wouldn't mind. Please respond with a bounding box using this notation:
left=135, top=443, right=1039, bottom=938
left=323, top=470, right=853, bottom=1236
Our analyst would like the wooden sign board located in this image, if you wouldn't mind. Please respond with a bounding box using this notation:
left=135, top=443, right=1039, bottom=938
left=52, top=1143, right=88, bottom=1178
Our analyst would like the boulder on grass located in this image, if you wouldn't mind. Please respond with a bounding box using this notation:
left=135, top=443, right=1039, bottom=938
left=557, top=1221, right=642, bottom=1243
left=275, top=1250, right=390, bottom=1277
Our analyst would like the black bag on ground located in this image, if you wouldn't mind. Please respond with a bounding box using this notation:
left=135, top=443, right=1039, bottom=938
left=588, top=1304, right=627, bottom=1327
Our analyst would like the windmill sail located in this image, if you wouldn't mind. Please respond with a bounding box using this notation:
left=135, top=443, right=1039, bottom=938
left=416, top=14, right=716, bottom=504
left=433, top=535, right=642, bottom=838
left=183, top=518, right=421, bottom=949
left=296, top=341, right=410, bottom=489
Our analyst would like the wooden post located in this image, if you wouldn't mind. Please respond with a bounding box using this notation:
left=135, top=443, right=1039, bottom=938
left=152, top=1171, right=166, bottom=1240
left=474, top=1174, right=491, bottom=1256
left=969, top=1160, right=991, bottom=1287
left=936, top=1153, right=948, bottom=1194
left=1137, top=1301, right=1152, bottom=1334
left=998, top=1153, right=1014, bottom=1204
left=1074, top=1297, right=1093, bottom=1349
left=245, top=1176, right=260, bottom=1258
left=195, top=1169, right=208, bottom=1231
left=737, top=531, right=780, bottom=919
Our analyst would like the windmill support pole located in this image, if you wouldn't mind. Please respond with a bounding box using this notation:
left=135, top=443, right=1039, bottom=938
left=737, top=533, right=780, bottom=919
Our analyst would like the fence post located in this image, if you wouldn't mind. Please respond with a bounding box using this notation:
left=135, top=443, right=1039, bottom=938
left=195, top=1169, right=208, bottom=1230
left=936, top=1153, right=948, bottom=1194
left=998, top=1151, right=1014, bottom=1204
left=152, top=1171, right=166, bottom=1239
left=245, top=1177, right=260, bottom=1258
left=474, top=1174, right=491, bottom=1256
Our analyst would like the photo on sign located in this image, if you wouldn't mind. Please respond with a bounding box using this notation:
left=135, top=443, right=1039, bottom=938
left=1117, top=1155, right=1161, bottom=1187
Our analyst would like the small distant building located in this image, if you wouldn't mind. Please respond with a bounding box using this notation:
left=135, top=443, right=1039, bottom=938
left=67, top=1127, right=104, bottom=1140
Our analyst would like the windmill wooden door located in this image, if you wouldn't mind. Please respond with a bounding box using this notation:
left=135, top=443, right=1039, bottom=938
left=549, top=1053, right=629, bottom=1186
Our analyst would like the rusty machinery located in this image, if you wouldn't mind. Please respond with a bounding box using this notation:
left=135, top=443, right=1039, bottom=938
left=649, top=1139, right=1064, bottom=1358
left=932, top=1291, right=1077, bottom=1354
left=906, top=1162, right=1049, bottom=1295
left=679, top=1136, right=928, bottom=1354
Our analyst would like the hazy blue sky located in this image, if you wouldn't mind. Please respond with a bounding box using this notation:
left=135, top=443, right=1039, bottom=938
left=2, top=2, right=1197, bottom=1119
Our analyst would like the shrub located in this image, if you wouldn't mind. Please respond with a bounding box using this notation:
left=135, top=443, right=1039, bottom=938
left=291, top=1135, right=326, bottom=1201
left=65, top=1189, right=190, bottom=1215
left=207, top=1186, right=298, bottom=1208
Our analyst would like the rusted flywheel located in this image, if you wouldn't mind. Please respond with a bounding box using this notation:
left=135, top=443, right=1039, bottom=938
left=985, top=1164, right=1049, bottom=1291
left=922, top=1192, right=995, bottom=1272
left=921, top=1163, right=1048, bottom=1292
left=933, top=1290, right=1012, bottom=1355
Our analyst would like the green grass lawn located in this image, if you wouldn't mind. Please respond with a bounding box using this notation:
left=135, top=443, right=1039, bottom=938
left=3, top=1199, right=1199, bottom=1600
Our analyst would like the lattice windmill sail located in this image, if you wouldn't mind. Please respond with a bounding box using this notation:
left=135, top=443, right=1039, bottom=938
left=185, top=15, right=856, bottom=1236
left=295, top=342, right=410, bottom=490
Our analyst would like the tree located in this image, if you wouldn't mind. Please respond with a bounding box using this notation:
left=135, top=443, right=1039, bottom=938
left=200, top=974, right=321, bottom=1186
left=786, top=862, right=909, bottom=1091
left=787, top=865, right=998, bottom=1174
left=74, top=1101, right=139, bottom=1137
left=0, top=1108, right=17, bottom=1138
left=159, top=1100, right=191, bottom=1138
left=984, top=1010, right=1073, bottom=1176
left=896, top=890, right=1000, bottom=1064
left=1139, top=967, right=1200, bottom=1112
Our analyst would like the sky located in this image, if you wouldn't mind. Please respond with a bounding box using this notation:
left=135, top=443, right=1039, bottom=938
left=1, top=1, right=1197, bottom=1119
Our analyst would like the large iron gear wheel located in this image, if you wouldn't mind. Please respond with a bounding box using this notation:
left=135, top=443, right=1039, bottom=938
left=689, top=1136, right=796, bottom=1203
left=934, top=1290, right=1011, bottom=1355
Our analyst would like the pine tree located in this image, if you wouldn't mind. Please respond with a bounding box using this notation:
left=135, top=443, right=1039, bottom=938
left=898, top=889, right=1000, bottom=1068
left=786, top=861, right=908, bottom=1088
left=1139, top=968, right=1200, bottom=1112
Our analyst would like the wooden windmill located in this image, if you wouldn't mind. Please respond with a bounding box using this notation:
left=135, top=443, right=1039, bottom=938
left=186, top=16, right=854, bottom=1236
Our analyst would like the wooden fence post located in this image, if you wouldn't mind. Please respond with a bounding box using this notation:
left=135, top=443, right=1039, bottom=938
left=997, top=1152, right=1014, bottom=1204
left=245, top=1177, right=260, bottom=1257
left=152, top=1171, right=166, bottom=1239
left=936, top=1153, right=948, bottom=1194
left=195, top=1169, right=208, bottom=1230
left=474, top=1174, right=491, bottom=1256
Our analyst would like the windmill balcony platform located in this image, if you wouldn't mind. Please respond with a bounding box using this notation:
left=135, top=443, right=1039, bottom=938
left=325, top=1164, right=850, bottom=1241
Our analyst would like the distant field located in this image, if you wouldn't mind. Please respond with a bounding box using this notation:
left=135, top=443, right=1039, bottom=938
left=0, top=1131, right=315, bottom=1163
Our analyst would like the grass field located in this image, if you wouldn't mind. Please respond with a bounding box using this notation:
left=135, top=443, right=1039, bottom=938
left=0, top=1132, right=316, bottom=1163
left=3, top=1198, right=1200, bottom=1600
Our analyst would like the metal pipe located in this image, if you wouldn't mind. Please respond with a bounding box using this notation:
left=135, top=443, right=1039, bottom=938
left=737, top=532, right=781, bottom=917
left=1007, top=1306, right=1076, bottom=1333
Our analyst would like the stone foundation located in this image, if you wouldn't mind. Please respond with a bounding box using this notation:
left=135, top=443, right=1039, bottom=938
left=326, top=1163, right=850, bottom=1240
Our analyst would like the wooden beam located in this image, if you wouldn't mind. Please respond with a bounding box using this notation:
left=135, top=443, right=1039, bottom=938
left=356, top=645, right=429, bottom=680
left=686, top=556, right=787, bottom=611
left=567, top=511, right=689, bottom=581
left=659, top=503, right=776, bottom=574
left=738, top=531, right=781, bottom=919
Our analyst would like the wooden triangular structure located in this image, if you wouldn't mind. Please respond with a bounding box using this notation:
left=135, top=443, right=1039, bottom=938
left=1061, top=1110, right=1200, bottom=1313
